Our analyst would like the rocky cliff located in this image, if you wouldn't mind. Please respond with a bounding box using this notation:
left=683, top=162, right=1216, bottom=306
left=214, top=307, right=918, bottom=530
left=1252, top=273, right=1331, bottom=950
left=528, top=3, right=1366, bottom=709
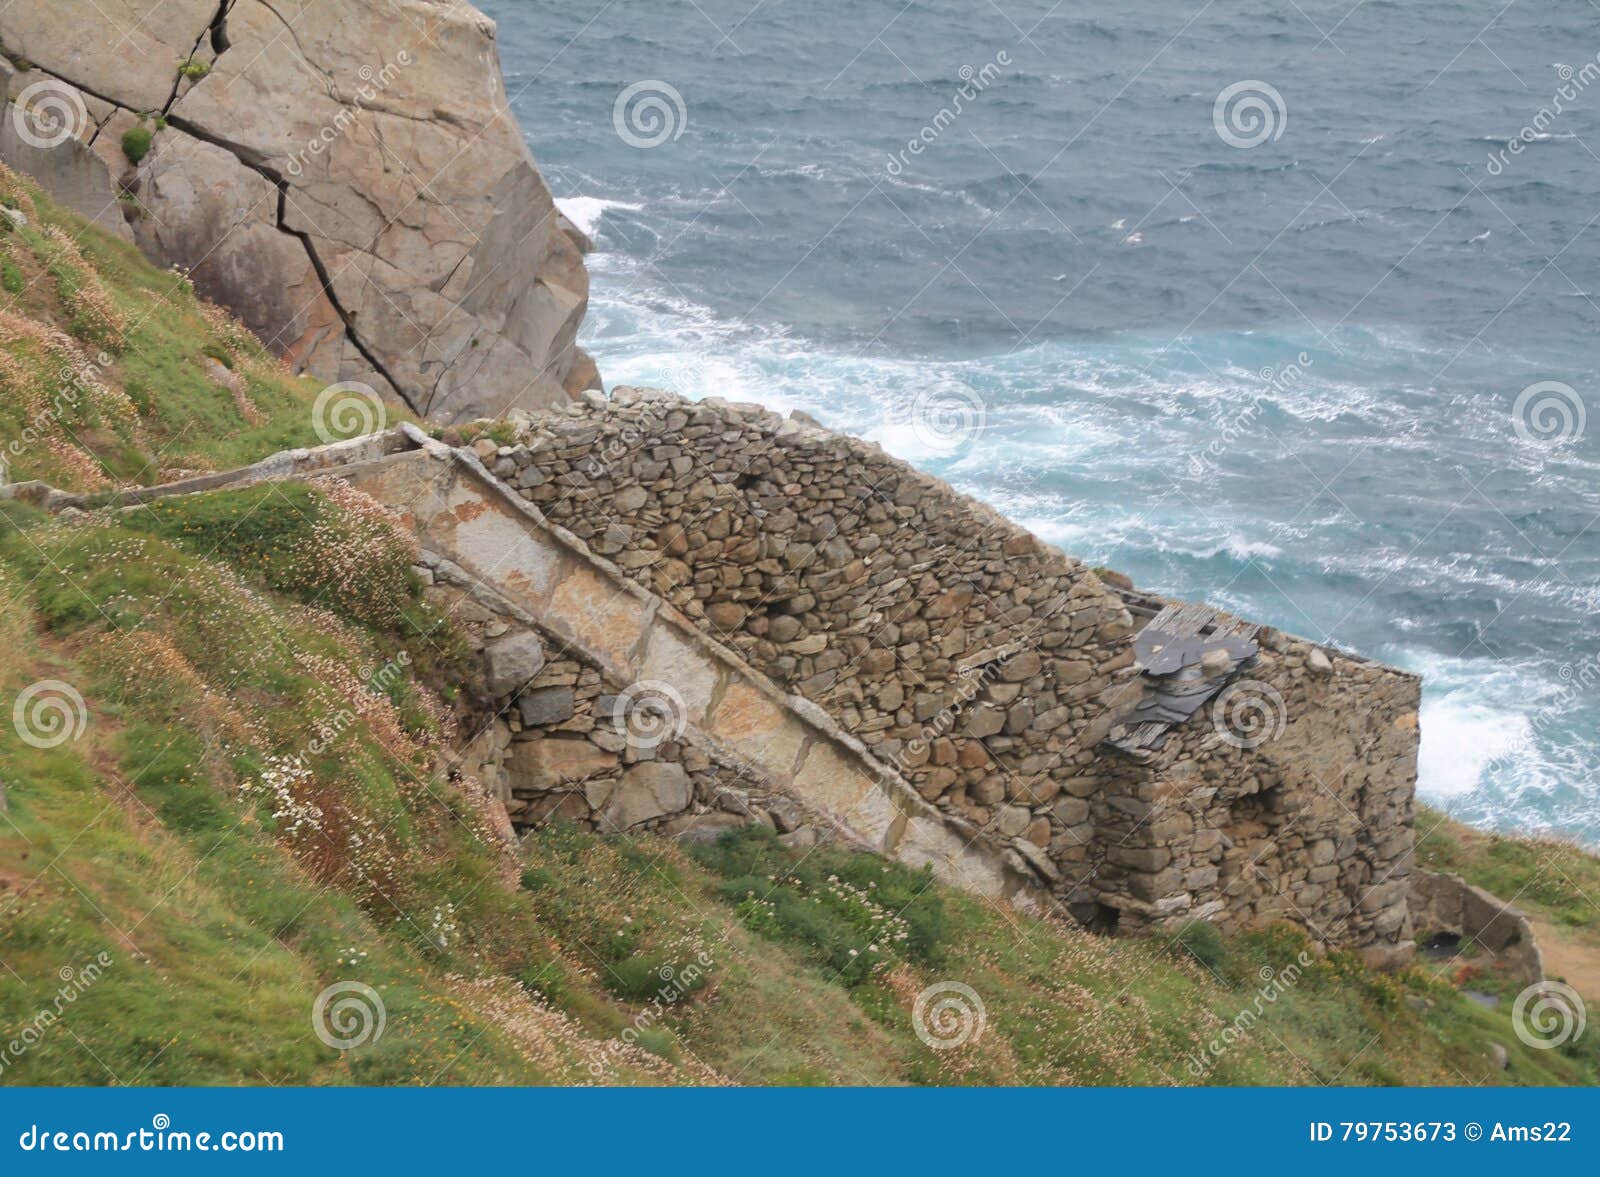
left=0, top=0, right=597, bottom=421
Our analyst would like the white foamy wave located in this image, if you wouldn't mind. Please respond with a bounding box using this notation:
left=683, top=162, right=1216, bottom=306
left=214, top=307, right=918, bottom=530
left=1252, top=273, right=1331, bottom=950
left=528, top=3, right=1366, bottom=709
left=1219, top=535, right=1283, bottom=561
left=1396, top=648, right=1564, bottom=806
left=555, top=196, right=643, bottom=241
left=1418, top=696, right=1533, bottom=798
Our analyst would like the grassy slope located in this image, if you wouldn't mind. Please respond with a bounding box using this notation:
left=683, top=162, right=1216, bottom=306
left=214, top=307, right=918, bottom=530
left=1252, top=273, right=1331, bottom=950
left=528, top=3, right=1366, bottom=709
left=0, top=164, right=407, bottom=492
left=1, top=179, right=1596, bottom=1088
left=1416, top=804, right=1600, bottom=1010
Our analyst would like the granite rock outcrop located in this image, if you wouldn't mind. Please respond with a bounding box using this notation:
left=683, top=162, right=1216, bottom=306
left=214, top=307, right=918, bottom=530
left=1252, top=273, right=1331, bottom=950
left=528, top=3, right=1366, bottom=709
left=0, top=0, right=596, bottom=420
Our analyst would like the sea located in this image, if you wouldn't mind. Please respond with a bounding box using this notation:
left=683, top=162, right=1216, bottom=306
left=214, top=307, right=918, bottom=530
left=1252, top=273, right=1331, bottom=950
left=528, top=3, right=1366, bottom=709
left=479, top=0, right=1600, bottom=842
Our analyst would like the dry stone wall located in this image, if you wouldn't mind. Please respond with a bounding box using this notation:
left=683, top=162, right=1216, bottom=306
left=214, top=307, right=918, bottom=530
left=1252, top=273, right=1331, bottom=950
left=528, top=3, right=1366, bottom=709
left=1089, top=618, right=1419, bottom=959
left=492, top=388, right=1140, bottom=874
left=483, top=388, right=1422, bottom=959
left=13, top=409, right=1425, bottom=957
left=425, top=553, right=816, bottom=845
left=334, top=434, right=1049, bottom=908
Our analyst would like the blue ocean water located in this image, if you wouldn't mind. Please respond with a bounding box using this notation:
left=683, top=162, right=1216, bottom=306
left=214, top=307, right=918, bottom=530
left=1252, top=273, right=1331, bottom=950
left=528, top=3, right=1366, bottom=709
left=481, top=0, right=1600, bottom=841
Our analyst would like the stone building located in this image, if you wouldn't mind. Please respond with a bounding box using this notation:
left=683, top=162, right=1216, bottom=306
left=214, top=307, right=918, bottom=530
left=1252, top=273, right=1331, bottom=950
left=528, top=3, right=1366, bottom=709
left=459, top=387, right=1422, bottom=964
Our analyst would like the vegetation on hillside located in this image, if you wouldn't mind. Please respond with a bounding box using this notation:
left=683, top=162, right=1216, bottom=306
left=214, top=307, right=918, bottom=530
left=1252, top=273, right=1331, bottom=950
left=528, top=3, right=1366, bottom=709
left=1, top=174, right=1596, bottom=1088
left=0, top=164, right=404, bottom=493
left=1415, top=804, right=1600, bottom=1009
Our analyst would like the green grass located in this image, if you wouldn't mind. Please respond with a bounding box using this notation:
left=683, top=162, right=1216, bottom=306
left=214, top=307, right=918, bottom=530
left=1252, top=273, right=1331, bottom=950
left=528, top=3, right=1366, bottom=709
left=0, top=511, right=656, bottom=1085
left=0, top=164, right=410, bottom=492
left=517, top=824, right=1600, bottom=1086
left=3, top=501, right=1597, bottom=1085
left=120, top=126, right=153, bottom=166
left=1416, top=804, right=1600, bottom=935
left=690, top=827, right=947, bottom=985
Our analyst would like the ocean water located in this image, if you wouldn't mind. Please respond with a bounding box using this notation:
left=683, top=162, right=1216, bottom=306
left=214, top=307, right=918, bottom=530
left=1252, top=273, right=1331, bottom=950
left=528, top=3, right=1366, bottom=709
left=481, top=0, right=1600, bottom=841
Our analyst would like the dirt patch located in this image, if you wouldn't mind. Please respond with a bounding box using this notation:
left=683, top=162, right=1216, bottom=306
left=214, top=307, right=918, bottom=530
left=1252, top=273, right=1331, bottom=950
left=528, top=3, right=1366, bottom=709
left=1532, top=919, right=1600, bottom=1005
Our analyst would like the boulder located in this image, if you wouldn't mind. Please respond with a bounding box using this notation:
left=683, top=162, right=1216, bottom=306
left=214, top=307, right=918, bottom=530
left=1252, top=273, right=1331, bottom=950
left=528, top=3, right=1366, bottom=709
left=0, top=1, right=218, bottom=112
left=129, top=133, right=341, bottom=371
left=665, top=812, right=748, bottom=844
left=597, top=761, right=693, bottom=832
left=483, top=632, right=545, bottom=697
left=0, top=0, right=596, bottom=421
left=0, top=88, right=132, bottom=241
left=507, top=738, right=615, bottom=787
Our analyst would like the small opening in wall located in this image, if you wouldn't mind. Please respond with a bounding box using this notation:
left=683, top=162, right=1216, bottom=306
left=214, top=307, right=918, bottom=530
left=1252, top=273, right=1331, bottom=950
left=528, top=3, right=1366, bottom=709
left=1420, top=931, right=1462, bottom=960
left=1071, top=902, right=1121, bottom=936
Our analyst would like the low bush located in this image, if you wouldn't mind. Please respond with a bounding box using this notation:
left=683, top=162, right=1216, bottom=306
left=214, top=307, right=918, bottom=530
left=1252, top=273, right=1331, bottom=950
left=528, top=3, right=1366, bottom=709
left=691, top=827, right=947, bottom=985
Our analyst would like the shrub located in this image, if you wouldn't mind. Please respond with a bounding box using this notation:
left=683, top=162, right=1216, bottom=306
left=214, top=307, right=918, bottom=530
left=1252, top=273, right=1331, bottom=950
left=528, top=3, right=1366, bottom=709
left=606, top=953, right=707, bottom=1003
left=692, top=827, right=947, bottom=985
left=127, top=482, right=422, bottom=632
left=519, top=866, right=555, bottom=892
left=632, top=1027, right=677, bottom=1061
left=1173, top=918, right=1229, bottom=975
left=121, top=127, right=154, bottom=165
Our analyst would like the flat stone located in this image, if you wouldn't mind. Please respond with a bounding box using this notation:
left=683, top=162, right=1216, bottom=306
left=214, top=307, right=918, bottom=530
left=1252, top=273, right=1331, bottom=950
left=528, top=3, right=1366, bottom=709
left=965, top=705, right=1006, bottom=738
left=507, top=738, right=616, bottom=787
left=706, top=601, right=747, bottom=630
left=484, top=632, right=546, bottom=697
left=666, top=812, right=750, bottom=844
left=517, top=686, right=576, bottom=728
left=597, top=761, right=693, bottom=832
left=995, top=805, right=1032, bottom=838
